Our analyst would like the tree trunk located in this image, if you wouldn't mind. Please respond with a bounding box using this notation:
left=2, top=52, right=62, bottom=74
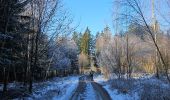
left=3, top=67, right=7, bottom=94
left=29, top=34, right=34, bottom=93
left=155, top=64, right=159, bottom=79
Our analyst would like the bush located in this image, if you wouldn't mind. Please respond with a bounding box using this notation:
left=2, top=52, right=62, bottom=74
left=140, top=82, right=170, bottom=100
left=110, top=78, right=136, bottom=94
left=110, top=77, right=170, bottom=100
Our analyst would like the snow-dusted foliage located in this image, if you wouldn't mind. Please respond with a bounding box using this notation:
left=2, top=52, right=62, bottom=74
left=49, top=37, right=78, bottom=70
left=0, top=33, right=13, bottom=39
left=96, top=27, right=156, bottom=79
left=55, top=58, right=71, bottom=69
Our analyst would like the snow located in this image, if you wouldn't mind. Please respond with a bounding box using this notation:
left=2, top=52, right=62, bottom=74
left=0, top=81, right=22, bottom=91
left=94, top=75, right=139, bottom=100
left=0, top=76, right=79, bottom=100
left=104, top=85, right=139, bottom=100
left=53, top=76, right=79, bottom=100
left=93, top=74, right=108, bottom=84
left=84, top=83, right=97, bottom=100
left=8, top=76, right=79, bottom=100
left=132, top=73, right=154, bottom=79
left=1, top=74, right=169, bottom=100
left=94, top=74, right=170, bottom=100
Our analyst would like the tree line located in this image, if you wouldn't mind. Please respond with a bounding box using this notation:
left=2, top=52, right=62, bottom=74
left=96, top=0, right=170, bottom=82
left=0, top=0, right=78, bottom=94
left=72, top=27, right=97, bottom=74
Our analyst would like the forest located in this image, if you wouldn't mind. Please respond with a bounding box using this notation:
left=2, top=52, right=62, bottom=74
left=0, top=0, right=170, bottom=100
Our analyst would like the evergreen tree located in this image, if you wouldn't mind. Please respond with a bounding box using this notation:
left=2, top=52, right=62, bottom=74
left=103, top=25, right=112, bottom=41
left=72, top=31, right=81, bottom=51
left=0, top=0, right=31, bottom=93
left=96, top=32, right=100, bottom=38
left=80, top=27, right=90, bottom=55
left=72, top=31, right=79, bottom=45
left=79, top=27, right=97, bottom=68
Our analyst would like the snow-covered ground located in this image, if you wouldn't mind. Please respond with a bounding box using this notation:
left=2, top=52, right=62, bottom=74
left=30, top=76, right=79, bottom=100
left=52, top=76, right=79, bottom=100
left=83, top=83, right=97, bottom=100
left=94, top=74, right=170, bottom=100
left=104, top=85, right=139, bottom=100
left=1, top=74, right=169, bottom=100
left=0, top=76, right=79, bottom=100
left=94, top=75, right=138, bottom=100
left=93, top=74, right=108, bottom=84
left=0, top=81, right=27, bottom=92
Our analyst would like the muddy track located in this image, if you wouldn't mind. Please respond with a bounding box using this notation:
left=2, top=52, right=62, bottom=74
left=91, top=82, right=111, bottom=100
left=70, top=76, right=87, bottom=100
left=70, top=76, right=111, bottom=100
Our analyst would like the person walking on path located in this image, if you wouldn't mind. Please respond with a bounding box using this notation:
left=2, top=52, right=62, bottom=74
left=90, top=70, right=93, bottom=81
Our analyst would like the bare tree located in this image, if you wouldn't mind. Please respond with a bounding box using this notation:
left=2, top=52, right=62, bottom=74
left=78, top=53, right=89, bottom=74
left=123, top=0, right=170, bottom=82
left=27, top=0, right=74, bottom=93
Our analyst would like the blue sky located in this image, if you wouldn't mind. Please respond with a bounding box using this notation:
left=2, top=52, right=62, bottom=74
left=64, top=0, right=113, bottom=35
left=63, top=0, right=170, bottom=35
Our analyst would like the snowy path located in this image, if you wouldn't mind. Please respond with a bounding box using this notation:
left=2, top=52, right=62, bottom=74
left=70, top=75, right=111, bottom=100
left=9, top=75, right=111, bottom=100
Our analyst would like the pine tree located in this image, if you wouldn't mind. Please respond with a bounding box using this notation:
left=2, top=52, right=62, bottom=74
left=103, top=25, right=112, bottom=41
left=0, top=0, right=31, bottom=93
left=72, top=31, right=81, bottom=51
left=80, top=27, right=90, bottom=55
left=96, top=32, right=100, bottom=38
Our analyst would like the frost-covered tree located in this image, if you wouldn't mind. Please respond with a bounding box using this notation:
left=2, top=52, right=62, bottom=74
left=96, top=25, right=148, bottom=79
left=49, top=37, right=79, bottom=75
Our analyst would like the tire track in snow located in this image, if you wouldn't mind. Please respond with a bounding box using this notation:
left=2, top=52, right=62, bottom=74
left=70, top=75, right=111, bottom=100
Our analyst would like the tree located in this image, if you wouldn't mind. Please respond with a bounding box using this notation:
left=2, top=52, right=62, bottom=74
left=80, top=27, right=90, bottom=55
left=78, top=53, right=89, bottom=74
left=27, top=0, right=74, bottom=92
left=0, top=0, right=74, bottom=94
left=49, top=37, right=79, bottom=76
left=72, top=31, right=81, bottom=52
left=122, top=0, right=170, bottom=82
left=0, top=0, right=31, bottom=93
left=95, top=26, right=113, bottom=78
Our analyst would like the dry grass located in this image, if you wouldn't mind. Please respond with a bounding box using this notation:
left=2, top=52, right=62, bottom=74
left=110, top=77, right=170, bottom=100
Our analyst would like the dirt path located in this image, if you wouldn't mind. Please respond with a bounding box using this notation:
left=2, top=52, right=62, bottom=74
left=70, top=76, right=87, bottom=100
left=91, top=82, right=111, bottom=100
left=70, top=75, right=111, bottom=100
